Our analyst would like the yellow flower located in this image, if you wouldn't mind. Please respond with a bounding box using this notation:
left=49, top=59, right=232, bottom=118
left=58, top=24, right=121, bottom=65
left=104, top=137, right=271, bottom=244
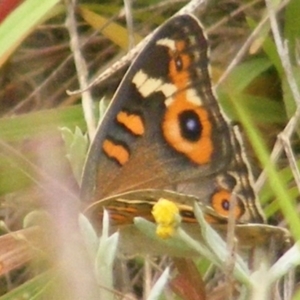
left=152, top=198, right=181, bottom=239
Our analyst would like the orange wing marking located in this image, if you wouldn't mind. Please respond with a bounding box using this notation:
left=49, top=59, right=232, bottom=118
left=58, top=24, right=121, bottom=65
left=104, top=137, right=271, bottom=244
left=117, top=111, right=145, bottom=136
left=162, top=40, right=213, bottom=164
left=211, top=189, right=244, bottom=220
left=102, top=140, right=129, bottom=165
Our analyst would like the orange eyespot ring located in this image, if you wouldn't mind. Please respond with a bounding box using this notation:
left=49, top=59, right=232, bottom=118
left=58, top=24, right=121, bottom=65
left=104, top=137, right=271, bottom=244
left=211, top=189, right=244, bottom=220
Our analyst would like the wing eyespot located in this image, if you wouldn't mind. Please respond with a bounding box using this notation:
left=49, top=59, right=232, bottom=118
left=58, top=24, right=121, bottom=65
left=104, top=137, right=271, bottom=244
left=211, top=189, right=244, bottom=220
left=178, top=109, right=202, bottom=142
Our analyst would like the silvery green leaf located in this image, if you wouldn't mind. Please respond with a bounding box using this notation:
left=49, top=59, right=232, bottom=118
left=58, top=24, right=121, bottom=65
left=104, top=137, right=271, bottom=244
left=87, top=210, right=118, bottom=299
left=146, top=267, right=170, bottom=300
left=194, top=203, right=250, bottom=285
left=78, top=214, right=98, bottom=259
left=101, top=209, right=109, bottom=240
left=176, top=227, right=217, bottom=263
left=95, top=232, right=119, bottom=300
left=95, top=210, right=118, bottom=272
left=134, top=217, right=195, bottom=253
left=60, top=126, right=88, bottom=184
left=250, top=263, right=272, bottom=300
left=268, top=242, right=300, bottom=283
left=97, top=232, right=119, bottom=271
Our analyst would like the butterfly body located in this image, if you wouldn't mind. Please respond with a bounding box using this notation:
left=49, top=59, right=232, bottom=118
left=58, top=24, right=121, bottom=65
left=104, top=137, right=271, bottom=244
left=81, top=14, right=265, bottom=240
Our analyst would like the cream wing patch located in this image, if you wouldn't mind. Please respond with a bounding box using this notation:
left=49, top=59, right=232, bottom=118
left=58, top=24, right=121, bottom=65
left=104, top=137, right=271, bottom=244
left=156, top=38, right=176, bottom=50
left=132, top=70, right=177, bottom=98
left=186, top=88, right=203, bottom=105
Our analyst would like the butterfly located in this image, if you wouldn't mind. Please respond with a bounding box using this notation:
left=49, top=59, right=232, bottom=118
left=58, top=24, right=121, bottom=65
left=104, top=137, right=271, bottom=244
left=80, top=14, right=268, bottom=254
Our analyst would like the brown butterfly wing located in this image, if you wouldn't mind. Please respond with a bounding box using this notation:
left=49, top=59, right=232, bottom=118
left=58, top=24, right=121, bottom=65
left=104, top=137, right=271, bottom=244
left=81, top=14, right=264, bottom=224
left=81, top=15, right=230, bottom=197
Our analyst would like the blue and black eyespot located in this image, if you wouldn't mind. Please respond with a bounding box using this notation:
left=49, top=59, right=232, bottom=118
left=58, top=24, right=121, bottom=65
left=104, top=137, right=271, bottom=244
left=174, top=55, right=183, bottom=71
left=178, top=110, right=202, bottom=141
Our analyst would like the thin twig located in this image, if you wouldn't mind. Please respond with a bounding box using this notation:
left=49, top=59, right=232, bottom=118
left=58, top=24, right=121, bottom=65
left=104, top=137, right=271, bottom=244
left=65, top=0, right=97, bottom=140
left=124, top=0, right=135, bottom=50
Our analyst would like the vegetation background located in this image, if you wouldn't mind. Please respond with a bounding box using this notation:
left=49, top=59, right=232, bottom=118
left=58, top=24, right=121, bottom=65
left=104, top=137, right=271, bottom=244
left=0, top=0, right=299, bottom=299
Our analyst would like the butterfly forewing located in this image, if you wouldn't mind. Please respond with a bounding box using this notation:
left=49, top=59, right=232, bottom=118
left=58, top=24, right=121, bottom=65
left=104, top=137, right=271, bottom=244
left=82, top=16, right=231, bottom=197
left=81, top=14, right=265, bottom=225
